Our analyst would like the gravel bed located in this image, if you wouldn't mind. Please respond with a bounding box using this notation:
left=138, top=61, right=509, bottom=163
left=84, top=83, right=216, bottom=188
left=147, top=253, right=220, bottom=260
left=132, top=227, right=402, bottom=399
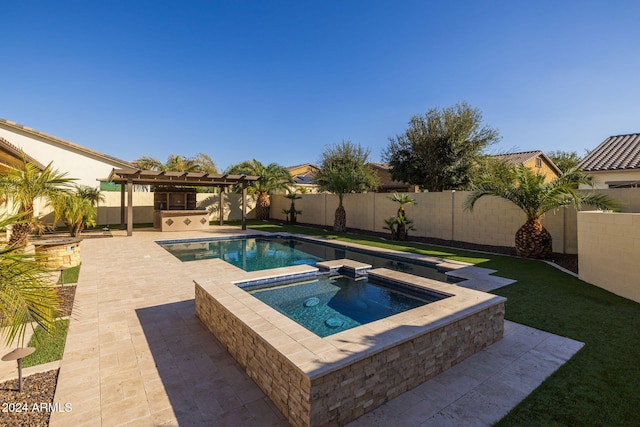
left=56, top=286, right=76, bottom=318
left=0, top=370, right=60, bottom=427
left=0, top=285, right=76, bottom=426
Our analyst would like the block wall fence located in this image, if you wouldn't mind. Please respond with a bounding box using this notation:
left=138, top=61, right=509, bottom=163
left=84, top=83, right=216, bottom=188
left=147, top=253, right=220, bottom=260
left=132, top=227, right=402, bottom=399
left=19, top=188, right=640, bottom=256
left=578, top=211, right=640, bottom=303
left=271, top=189, right=640, bottom=255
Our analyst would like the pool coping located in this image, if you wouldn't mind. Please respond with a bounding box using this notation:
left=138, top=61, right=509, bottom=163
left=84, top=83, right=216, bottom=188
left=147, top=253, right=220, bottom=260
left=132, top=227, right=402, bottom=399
left=195, top=265, right=506, bottom=379
left=194, top=259, right=507, bottom=426
left=159, top=231, right=517, bottom=291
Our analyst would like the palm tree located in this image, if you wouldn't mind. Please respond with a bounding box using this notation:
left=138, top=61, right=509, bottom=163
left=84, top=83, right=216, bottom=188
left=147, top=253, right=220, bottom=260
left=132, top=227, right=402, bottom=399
left=76, top=185, right=105, bottom=207
left=283, top=193, right=302, bottom=224
left=0, top=154, right=75, bottom=246
left=227, top=160, right=293, bottom=220
left=384, top=193, right=416, bottom=240
left=0, top=213, right=60, bottom=346
left=465, top=165, right=618, bottom=259
left=315, top=141, right=379, bottom=232
left=132, top=153, right=218, bottom=174
left=131, top=156, right=164, bottom=171
left=390, top=193, right=415, bottom=218
left=49, top=188, right=98, bottom=237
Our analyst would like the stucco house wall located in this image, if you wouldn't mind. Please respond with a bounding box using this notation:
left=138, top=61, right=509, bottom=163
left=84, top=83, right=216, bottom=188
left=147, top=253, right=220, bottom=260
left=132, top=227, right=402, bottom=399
left=579, top=169, right=640, bottom=189
left=0, top=118, right=134, bottom=188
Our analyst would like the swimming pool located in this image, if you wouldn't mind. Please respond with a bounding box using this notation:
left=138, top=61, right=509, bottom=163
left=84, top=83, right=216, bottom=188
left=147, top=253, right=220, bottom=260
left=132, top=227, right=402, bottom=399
left=158, top=235, right=450, bottom=282
left=244, top=274, right=447, bottom=337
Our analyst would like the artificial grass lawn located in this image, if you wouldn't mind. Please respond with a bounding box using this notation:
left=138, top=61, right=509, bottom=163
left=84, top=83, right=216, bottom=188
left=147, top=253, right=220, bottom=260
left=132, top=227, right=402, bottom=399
left=22, top=319, right=69, bottom=368
left=243, top=220, right=640, bottom=426
left=56, top=264, right=80, bottom=285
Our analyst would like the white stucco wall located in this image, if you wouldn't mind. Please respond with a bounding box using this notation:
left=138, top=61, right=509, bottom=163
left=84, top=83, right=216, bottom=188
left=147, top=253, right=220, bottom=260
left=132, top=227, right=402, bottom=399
left=0, top=122, right=131, bottom=188
left=580, top=169, right=640, bottom=189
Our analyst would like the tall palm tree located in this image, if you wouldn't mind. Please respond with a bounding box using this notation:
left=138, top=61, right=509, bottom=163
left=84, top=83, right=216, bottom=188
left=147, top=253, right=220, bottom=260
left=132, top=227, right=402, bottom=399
left=227, top=160, right=293, bottom=220
left=315, top=141, right=379, bottom=232
left=0, top=213, right=60, bottom=346
left=132, top=153, right=218, bottom=174
left=164, top=154, right=200, bottom=172
left=0, top=154, right=75, bottom=246
left=465, top=165, right=618, bottom=259
left=131, top=156, right=164, bottom=171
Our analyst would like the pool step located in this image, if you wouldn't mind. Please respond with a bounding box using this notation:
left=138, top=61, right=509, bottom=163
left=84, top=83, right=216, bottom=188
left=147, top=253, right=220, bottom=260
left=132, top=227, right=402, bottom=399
left=316, top=259, right=372, bottom=277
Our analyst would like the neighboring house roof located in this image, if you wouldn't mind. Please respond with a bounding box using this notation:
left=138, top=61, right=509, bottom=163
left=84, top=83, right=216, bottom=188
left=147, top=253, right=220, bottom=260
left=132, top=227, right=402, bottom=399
left=491, top=150, right=562, bottom=177
left=0, top=118, right=135, bottom=169
left=287, top=163, right=319, bottom=185
left=367, top=162, right=420, bottom=192
left=579, top=134, right=640, bottom=171
left=0, top=136, right=46, bottom=170
left=368, top=162, right=391, bottom=171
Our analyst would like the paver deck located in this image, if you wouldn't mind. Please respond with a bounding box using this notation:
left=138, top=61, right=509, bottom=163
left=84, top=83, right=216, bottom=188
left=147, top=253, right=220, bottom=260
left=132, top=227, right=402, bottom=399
left=40, top=227, right=583, bottom=426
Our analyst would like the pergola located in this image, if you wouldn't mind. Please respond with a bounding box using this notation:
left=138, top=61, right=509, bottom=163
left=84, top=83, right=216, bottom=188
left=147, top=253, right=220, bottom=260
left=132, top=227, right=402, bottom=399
left=106, top=168, right=261, bottom=236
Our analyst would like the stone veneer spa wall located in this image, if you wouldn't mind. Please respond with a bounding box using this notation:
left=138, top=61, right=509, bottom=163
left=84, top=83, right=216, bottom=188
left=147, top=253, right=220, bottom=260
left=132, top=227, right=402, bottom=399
left=195, top=267, right=506, bottom=427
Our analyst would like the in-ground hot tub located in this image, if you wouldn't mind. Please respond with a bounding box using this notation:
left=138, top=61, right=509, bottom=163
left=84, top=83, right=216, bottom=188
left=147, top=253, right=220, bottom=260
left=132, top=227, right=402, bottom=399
left=195, top=262, right=506, bottom=427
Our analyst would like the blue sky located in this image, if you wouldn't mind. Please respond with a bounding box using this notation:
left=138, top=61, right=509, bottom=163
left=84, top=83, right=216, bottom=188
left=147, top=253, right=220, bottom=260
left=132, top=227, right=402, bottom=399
left=3, top=1, right=640, bottom=171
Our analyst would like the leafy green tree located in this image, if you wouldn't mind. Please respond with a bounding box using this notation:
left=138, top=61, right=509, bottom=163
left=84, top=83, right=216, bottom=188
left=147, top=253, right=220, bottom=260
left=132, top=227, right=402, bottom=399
left=227, top=160, right=293, bottom=220
left=0, top=213, right=60, bottom=346
left=548, top=150, right=582, bottom=173
left=315, top=141, right=379, bottom=232
left=471, top=155, right=518, bottom=188
left=0, top=154, right=75, bottom=246
left=384, top=102, right=500, bottom=191
left=465, top=165, right=618, bottom=259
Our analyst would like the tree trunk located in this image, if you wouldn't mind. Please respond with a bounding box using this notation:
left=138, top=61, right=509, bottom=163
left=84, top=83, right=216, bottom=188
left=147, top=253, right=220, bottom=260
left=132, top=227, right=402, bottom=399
left=255, top=193, right=271, bottom=220
left=515, top=218, right=552, bottom=259
left=334, top=204, right=346, bottom=232
left=8, top=222, right=31, bottom=247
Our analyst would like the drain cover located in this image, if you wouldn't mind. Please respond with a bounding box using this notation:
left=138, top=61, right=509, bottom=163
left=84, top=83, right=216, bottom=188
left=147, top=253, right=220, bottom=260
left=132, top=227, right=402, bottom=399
left=325, top=318, right=344, bottom=328
left=304, top=297, right=320, bottom=307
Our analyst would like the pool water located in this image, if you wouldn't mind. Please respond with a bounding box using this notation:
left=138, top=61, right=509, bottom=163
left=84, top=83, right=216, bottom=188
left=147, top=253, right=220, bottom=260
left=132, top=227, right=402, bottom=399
left=159, top=236, right=449, bottom=282
left=246, top=275, right=445, bottom=337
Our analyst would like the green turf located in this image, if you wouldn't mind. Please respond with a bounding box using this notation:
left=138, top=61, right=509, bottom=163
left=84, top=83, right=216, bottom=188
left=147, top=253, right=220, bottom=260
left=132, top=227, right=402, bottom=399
left=243, top=220, right=640, bottom=426
left=55, top=264, right=80, bottom=285
left=22, top=319, right=69, bottom=368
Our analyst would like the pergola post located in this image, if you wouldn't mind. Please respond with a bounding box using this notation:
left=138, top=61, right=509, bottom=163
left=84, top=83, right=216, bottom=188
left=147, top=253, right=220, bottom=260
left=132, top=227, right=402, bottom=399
left=242, top=182, right=247, bottom=230
left=219, top=186, right=224, bottom=226
left=127, top=178, right=133, bottom=237
left=119, top=183, right=126, bottom=230
left=105, top=169, right=259, bottom=236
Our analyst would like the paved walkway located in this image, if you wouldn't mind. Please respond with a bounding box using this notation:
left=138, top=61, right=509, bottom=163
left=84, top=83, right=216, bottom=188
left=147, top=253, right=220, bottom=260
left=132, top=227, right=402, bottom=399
left=38, top=227, right=583, bottom=426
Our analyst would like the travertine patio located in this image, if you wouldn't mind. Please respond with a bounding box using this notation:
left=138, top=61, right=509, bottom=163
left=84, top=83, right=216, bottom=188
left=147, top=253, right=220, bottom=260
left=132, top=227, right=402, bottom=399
left=37, top=227, right=583, bottom=426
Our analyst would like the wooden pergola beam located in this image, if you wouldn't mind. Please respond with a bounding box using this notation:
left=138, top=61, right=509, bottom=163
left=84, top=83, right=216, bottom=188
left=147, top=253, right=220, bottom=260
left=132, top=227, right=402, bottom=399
left=105, top=168, right=260, bottom=236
